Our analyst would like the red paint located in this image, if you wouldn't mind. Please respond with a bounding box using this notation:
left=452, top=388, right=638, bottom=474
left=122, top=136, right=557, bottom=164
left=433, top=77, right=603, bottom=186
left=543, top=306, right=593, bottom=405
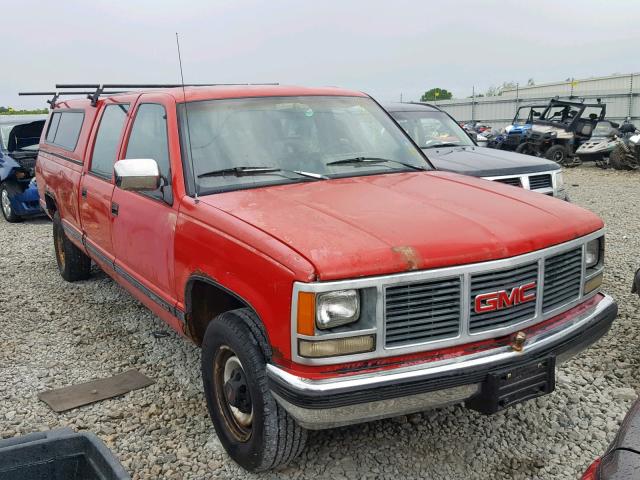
left=36, top=85, right=605, bottom=373
left=474, top=281, right=537, bottom=313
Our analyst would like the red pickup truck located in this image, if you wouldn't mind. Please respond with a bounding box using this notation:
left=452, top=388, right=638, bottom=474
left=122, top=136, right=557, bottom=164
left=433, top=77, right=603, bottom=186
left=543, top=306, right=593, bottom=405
left=36, top=84, right=617, bottom=471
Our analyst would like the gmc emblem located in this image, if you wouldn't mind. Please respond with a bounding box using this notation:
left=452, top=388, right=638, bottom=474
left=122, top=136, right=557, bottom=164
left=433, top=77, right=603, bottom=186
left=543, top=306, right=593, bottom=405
left=474, top=282, right=537, bottom=314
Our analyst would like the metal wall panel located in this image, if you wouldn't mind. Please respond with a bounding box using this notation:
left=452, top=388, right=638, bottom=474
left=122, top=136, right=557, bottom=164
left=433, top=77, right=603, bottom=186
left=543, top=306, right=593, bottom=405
left=435, top=73, right=640, bottom=129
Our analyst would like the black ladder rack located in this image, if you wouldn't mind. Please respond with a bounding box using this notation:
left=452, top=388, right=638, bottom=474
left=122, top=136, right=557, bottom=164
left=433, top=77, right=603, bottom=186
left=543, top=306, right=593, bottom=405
left=19, top=82, right=280, bottom=108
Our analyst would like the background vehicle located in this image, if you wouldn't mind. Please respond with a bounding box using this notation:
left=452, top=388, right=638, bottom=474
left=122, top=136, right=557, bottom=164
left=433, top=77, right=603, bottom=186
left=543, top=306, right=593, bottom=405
left=516, top=99, right=606, bottom=166
left=495, top=103, right=548, bottom=151
left=386, top=102, right=567, bottom=199
left=576, top=121, right=625, bottom=167
left=609, top=131, right=640, bottom=170
left=0, top=115, right=46, bottom=222
left=35, top=84, right=615, bottom=471
left=582, top=398, right=640, bottom=479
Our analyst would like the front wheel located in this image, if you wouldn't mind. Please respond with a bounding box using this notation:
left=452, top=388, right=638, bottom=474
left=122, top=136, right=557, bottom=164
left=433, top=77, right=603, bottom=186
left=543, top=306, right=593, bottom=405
left=545, top=144, right=572, bottom=165
left=1, top=182, right=22, bottom=223
left=201, top=309, right=307, bottom=471
left=515, top=142, right=535, bottom=156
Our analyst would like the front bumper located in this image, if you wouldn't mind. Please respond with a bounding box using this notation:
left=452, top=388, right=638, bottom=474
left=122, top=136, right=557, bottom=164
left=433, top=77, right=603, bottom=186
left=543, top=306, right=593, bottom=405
left=11, top=180, right=42, bottom=217
left=267, top=294, right=616, bottom=429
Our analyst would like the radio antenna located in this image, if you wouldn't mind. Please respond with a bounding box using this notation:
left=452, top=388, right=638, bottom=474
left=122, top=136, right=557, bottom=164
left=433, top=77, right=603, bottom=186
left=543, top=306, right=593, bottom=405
left=176, top=32, right=198, bottom=201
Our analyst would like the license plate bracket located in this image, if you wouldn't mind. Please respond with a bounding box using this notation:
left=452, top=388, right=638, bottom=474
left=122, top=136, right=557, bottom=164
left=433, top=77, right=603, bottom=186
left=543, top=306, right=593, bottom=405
left=467, top=357, right=556, bottom=414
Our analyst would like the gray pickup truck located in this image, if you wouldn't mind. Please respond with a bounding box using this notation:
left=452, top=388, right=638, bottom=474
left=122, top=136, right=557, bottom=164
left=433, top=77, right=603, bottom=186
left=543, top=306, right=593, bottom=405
left=385, top=103, right=567, bottom=200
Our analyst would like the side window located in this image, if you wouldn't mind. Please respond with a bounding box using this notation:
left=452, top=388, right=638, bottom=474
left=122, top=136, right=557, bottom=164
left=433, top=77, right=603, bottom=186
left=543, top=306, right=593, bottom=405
left=45, top=111, right=84, bottom=151
left=125, top=104, right=171, bottom=201
left=90, top=104, right=129, bottom=179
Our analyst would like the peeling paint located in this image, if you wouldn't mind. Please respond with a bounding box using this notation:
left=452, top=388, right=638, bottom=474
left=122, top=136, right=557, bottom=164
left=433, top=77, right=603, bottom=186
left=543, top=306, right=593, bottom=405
left=392, top=246, right=421, bottom=271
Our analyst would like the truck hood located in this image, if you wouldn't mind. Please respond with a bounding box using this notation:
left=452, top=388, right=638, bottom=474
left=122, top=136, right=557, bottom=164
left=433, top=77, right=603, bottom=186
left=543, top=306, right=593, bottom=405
left=424, top=145, right=559, bottom=177
left=200, top=172, right=602, bottom=281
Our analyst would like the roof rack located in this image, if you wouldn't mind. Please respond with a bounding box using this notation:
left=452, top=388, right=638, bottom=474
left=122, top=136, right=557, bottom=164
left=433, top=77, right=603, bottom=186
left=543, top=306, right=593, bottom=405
left=20, top=82, right=280, bottom=108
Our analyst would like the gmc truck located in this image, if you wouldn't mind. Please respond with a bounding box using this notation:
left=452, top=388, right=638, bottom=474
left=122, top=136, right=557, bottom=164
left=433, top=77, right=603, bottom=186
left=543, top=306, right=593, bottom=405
left=34, top=84, right=617, bottom=472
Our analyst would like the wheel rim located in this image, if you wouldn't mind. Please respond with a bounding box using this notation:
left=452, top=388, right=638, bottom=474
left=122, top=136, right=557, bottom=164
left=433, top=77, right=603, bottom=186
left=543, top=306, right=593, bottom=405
left=553, top=150, right=565, bottom=162
left=1, top=189, right=11, bottom=218
left=213, top=346, right=253, bottom=442
left=55, top=225, right=66, bottom=267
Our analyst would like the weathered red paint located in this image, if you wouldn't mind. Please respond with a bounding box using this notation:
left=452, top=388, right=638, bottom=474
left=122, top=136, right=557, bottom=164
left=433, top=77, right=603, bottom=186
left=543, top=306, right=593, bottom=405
left=36, top=85, right=604, bottom=378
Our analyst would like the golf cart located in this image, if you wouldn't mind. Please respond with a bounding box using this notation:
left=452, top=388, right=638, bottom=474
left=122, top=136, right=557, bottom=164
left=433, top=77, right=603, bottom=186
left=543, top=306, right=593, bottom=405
left=515, top=99, right=606, bottom=166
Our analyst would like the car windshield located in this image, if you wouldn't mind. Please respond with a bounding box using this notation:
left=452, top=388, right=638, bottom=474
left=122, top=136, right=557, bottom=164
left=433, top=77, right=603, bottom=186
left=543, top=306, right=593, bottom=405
left=0, top=124, right=18, bottom=150
left=541, top=104, right=583, bottom=125
left=390, top=110, right=475, bottom=148
left=593, top=121, right=615, bottom=137
left=179, top=96, right=429, bottom=193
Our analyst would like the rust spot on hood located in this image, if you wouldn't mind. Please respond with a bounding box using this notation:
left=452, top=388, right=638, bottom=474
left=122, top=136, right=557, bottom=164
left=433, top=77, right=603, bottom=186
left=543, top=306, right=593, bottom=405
left=392, top=246, right=421, bottom=271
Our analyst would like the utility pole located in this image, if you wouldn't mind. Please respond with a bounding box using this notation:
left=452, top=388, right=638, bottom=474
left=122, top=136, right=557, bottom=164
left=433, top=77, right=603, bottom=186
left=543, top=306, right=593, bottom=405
left=471, top=86, right=475, bottom=122
left=629, top=74, right=634, bottom=119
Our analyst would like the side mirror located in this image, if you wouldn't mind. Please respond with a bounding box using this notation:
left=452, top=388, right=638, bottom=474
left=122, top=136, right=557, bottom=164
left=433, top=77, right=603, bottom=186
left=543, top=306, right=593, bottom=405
left=114, top=159, right=160, bottom=191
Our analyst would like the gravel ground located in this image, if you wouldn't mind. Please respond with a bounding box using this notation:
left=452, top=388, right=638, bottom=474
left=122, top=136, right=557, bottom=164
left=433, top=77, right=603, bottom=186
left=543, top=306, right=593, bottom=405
left=1, top=165, right=639, bottom=480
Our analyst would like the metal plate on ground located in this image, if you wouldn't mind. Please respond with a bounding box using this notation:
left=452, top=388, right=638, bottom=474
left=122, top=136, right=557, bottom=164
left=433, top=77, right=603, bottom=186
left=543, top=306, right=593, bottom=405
left=38, top=370, right=154, bottom=413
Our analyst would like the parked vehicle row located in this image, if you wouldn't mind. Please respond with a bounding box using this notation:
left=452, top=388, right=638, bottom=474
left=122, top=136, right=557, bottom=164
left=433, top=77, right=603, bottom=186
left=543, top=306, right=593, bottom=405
left=30, top=83, right=616, bottom=471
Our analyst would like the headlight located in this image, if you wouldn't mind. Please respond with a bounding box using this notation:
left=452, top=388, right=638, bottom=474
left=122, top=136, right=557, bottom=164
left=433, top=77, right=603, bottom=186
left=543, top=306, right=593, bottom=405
left=585, top=239, right=601, bottom=268
left=316, top=290, right=360, bottom=329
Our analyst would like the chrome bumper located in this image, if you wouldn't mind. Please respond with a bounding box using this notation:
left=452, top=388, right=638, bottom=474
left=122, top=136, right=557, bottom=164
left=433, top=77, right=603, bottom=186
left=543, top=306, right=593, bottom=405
left=267, top=294, right=616, bottom=429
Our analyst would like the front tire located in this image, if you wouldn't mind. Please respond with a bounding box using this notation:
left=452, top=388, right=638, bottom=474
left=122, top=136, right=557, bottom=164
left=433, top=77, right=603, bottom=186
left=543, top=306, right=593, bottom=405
left=515, top=143, right=535, bottom=156
left=201, top=309, right=307, bottom=471
left=1, top=182, right=22, bottom=223
left=545, top=144, right=572, bottom=165
left=52, top=212, right=91, bottom=281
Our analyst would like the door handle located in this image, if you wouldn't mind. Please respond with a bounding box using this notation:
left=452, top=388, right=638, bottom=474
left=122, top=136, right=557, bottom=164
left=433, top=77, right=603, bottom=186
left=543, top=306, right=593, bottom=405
left=81, top=187, right=87, bottom=198
left=111, top=202, right=119, bottom=216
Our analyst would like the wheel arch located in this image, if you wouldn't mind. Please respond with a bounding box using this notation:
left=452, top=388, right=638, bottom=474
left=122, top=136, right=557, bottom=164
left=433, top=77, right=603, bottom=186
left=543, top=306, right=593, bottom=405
left=184, top=274, right=272, bottom=356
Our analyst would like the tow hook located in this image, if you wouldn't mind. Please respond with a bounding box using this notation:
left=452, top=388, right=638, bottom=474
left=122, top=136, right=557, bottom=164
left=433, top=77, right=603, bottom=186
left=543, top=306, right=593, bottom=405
left=512, top=331, right=527, bottom=352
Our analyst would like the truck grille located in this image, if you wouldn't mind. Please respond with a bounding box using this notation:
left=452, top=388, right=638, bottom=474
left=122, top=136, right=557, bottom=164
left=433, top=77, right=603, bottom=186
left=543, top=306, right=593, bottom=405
left=529, top=174, right=552, bottom=190
left=384, top=278, right=461, bottom=347
left=469, top=262, right=538, bottom=333
left=542, top=248, right=582, bottom=312
left=381, top=244, right=589, bottom=349
left=495, top=177, right=522, bottom=187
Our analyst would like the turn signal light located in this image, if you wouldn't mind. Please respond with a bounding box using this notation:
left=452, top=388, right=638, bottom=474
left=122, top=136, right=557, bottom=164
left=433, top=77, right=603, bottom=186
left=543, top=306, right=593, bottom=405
left=298, top=335, right=375, bottom=358
left=584, top=273, right=603, bottom=294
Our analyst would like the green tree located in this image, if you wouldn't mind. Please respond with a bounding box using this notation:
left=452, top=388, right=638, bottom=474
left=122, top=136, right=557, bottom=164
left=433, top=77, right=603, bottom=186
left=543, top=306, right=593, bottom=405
left=420, top=88, right=452, bottom=102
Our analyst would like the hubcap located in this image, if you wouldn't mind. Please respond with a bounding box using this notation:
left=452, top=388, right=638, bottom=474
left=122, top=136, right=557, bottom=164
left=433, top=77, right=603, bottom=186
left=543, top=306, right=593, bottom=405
left=1, top=189, right=11, bottom=218
left=214, top=346, right=253, bottom=442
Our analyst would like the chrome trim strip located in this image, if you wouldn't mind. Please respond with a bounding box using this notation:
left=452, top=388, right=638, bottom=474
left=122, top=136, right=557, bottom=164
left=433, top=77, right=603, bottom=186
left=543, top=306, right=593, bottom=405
left=291, top=229, right=605, bottom=365
left=275, top=294, right=614, bottom=393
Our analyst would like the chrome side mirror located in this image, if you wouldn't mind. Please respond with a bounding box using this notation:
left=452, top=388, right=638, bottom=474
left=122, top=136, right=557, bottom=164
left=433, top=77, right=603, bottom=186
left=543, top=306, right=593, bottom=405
left=114, top=159, right=160, bottom=191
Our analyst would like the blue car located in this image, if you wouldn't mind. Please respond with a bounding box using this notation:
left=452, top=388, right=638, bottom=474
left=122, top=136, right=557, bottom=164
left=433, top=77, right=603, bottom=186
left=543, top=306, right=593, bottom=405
left=0, top=115, right=46, bottom=222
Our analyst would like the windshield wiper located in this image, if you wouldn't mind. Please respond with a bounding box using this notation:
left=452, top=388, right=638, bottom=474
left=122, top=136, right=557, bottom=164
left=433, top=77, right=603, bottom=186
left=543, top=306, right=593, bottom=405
left=422, top=142, right=459, bottom=149
left=197, top=166, right=329, bottom=180
left=326, top=157, right=426, bottom=171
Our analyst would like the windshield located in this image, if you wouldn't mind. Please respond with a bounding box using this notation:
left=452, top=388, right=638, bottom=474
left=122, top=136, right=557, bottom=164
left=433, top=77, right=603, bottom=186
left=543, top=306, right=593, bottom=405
left=541, top=104, right=583, bottom=125
left=513, top=106, right=543, bottom=125
left=390, top=110, right=475, bottom=148
left=0, top=124, right=18, bottom=150
left=179, top=96, right=429, bottom=193
left=592, top=121, right=615, bottom=137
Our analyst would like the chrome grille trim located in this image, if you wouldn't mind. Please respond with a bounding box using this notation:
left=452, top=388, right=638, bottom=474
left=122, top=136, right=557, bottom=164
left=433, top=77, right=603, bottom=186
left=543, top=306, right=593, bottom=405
left=543, top=248, right=582, bottom=312
left=529, top=174, right=553, bottom=190
left=291, top=229, right=604, bottom=365
left=384, top=277, right=462, bottom=347
left=483, top=169, right=558, bottom=196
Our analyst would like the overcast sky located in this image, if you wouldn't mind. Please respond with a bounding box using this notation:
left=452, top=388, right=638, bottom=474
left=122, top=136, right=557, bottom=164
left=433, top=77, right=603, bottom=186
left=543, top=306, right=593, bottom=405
left=3, top=0, right=639, bottom=109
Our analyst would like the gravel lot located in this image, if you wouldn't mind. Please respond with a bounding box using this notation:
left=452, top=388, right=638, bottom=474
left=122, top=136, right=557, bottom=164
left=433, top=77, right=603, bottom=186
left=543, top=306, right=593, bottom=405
left=1, top=165, right=639, bottom=480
